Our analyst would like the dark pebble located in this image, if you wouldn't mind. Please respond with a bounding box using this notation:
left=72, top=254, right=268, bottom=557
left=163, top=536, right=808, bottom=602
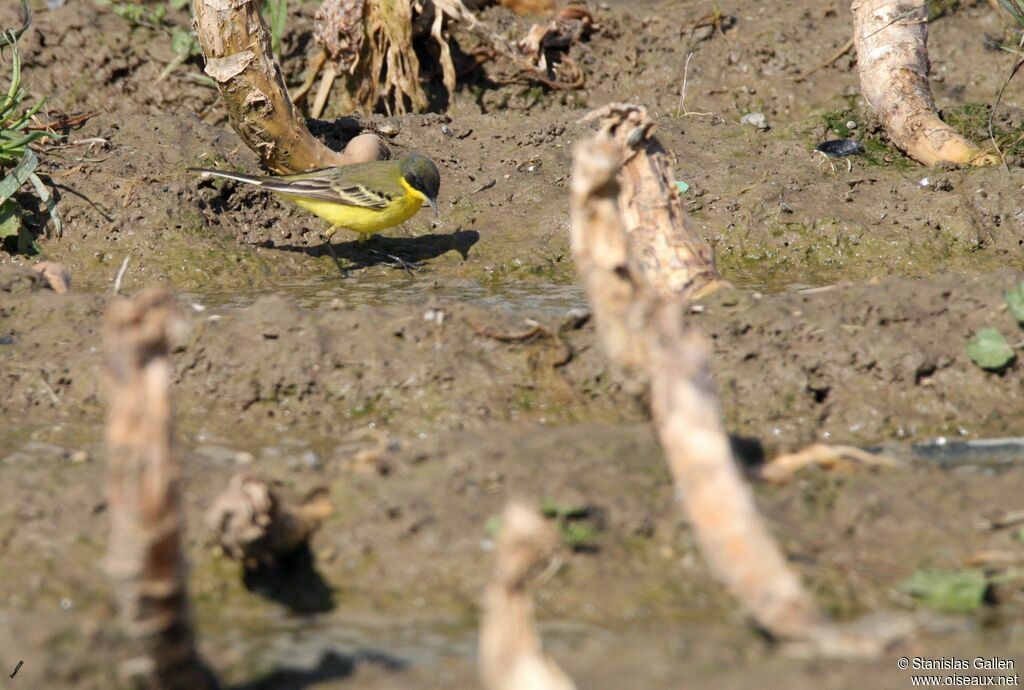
left=816, top=139, right=865, bottom=158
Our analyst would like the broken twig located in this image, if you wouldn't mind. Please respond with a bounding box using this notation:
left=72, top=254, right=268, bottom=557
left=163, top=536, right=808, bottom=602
left=205, top=474, right=332, bottom=569
left=104, top=289, right=218, bottom=689
left=480, top=503, right=576, bottom=690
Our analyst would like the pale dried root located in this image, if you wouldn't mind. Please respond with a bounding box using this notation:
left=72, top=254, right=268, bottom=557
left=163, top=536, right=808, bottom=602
left=205, top=474, right=333, bottom=569
left=647, top=306, right=826, bottom=639
left=568, top=133, right=651, bottom=390
left=291, top=49, right=327, bottom=104
left=570, top=103, right=913, bottom=653
left=578, top=103, right=719, bottom=301
left=568, top=103, right=720, bottom=389
left=571, top=104, right=821, bottom=639
left=480, top=503, right=576, bottom=690
left=104, top=289, right=218, bottom=689
left=192, top=0, right=386, bottom=173
left=852, top=0, right=997, bottom=166
left=759, top=444, right=901, bottom=484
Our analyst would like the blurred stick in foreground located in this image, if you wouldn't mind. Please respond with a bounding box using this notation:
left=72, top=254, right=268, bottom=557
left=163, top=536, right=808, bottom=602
left=480, top=503, right=576, bottom=690
left=569, top=104, right=720, bottom=392
left=646, top=307, right=824, bottom=637
left=852, top=0, right=996, bottom=166
left=104, top=289, right=219, bottom=689
left=570, top=104, right=913, bottom=652
left=569, top=103, right=823, bottom=640
left=192, top=0, right=386, bottom=173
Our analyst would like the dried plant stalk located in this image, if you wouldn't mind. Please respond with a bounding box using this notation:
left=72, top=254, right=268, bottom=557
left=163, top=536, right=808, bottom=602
left=569, top=103, right=825, bottom=640
left=647, top=306, right=825, bottom=638
left=205, top=474, right=333, bottom=569
left=580, top=104, right=718, bottom=300
left=313, top=0, right=586, bottom=115
left=480, top=503, right=576, bottom=690
left=192, top=0, right=386, bottom=173
left=104, top=289, right=219, bottom=689
left=314, top=0, right=426, bottom=116
left=852, top=0, right=997, bottom=166
left=313, top=0, right=366, bottom=75
left=433, top=0, right=585, bottom=89
left=568, top=103, right=718, bottom=388
left=360, top=0, right=426, bottom=114
left=759, top=444, right=900, bottom=484
left=568, top=134, right=651, bottom=390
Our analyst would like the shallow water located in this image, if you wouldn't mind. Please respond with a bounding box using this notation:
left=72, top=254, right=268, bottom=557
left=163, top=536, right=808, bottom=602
left=902, top=436, right=1024, bottom=470
left=181, top=275, right=589, bottom=319
left=217, top=614, right=611, bottom=679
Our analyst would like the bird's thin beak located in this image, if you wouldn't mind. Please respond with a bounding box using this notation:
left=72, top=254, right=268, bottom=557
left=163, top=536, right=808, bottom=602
left=428, top=197, right=439, bottom=217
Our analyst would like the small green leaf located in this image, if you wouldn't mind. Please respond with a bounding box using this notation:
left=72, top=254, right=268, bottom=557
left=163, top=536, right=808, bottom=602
left=483, top=514, right=502, bottom=539
left=0, top=198, right=21, bottom=239
left=261, top=0, right=288, bottom=54
left=1006, top=283, right=1024, bottom=324
left=170, top=28, right=199, bottom=57
left=559, top=522, right=599, bottom=551
left=539, top=498, right=589, bottom=519
left=967, top=328, right=1015, bottom=371
left=900, top=569, right=988, bottom=613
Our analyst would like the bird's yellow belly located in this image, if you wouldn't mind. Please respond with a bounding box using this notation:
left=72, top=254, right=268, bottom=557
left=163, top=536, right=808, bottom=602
left=281, top=192, right=424, bottom=237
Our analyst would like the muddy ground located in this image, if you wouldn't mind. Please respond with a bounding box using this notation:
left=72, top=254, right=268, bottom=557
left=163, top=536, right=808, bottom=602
left=2, top=0, right=1024, bottom=688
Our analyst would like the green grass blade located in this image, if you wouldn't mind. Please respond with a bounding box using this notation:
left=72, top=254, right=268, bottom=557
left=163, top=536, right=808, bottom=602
left=0, top=129, right=51, bottom=153
left=6, top=96, right=47, bottom=131
left=28, top=171, right=60, bottom=238
left=999, top=0, right=1024, bottom=24
left=0, top=40, right=22, bottom=120
left=0, top=149, right=37, bottom=203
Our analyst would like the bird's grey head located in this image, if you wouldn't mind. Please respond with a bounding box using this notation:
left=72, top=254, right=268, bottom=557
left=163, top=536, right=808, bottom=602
left=400, top=154, right=441, bottom=212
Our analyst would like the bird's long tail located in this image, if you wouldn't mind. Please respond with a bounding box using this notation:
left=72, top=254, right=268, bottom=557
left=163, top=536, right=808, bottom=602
left=188, top=168, right=270, bottom=187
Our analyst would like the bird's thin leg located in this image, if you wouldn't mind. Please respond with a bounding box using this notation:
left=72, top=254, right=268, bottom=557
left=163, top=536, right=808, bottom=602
left=325, top=241, right=347, bottom=275
left=364, top=234, right=419, bottom=274
left=322, top=225, right=347, bottom=275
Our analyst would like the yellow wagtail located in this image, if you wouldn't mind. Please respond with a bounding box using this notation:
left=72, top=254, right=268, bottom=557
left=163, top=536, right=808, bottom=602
left=190, top=154, right=440, bottom=246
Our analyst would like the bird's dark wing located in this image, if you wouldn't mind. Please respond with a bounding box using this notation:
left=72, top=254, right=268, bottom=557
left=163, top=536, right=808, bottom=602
left=258, top=162, right=406, bottom=210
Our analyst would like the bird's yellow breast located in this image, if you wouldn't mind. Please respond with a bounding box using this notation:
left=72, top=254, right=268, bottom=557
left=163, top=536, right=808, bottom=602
left=281, top=180, right=426, bottom=237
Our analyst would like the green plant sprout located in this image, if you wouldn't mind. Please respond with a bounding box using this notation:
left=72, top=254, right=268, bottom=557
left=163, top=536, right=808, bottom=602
left=540, top=498, right=601, bottom=552
left=263, top=0, right=289, bottom=55
left=965, top=281, right=1024, bottom=372
left=0, top=1, right=62, bottom=255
